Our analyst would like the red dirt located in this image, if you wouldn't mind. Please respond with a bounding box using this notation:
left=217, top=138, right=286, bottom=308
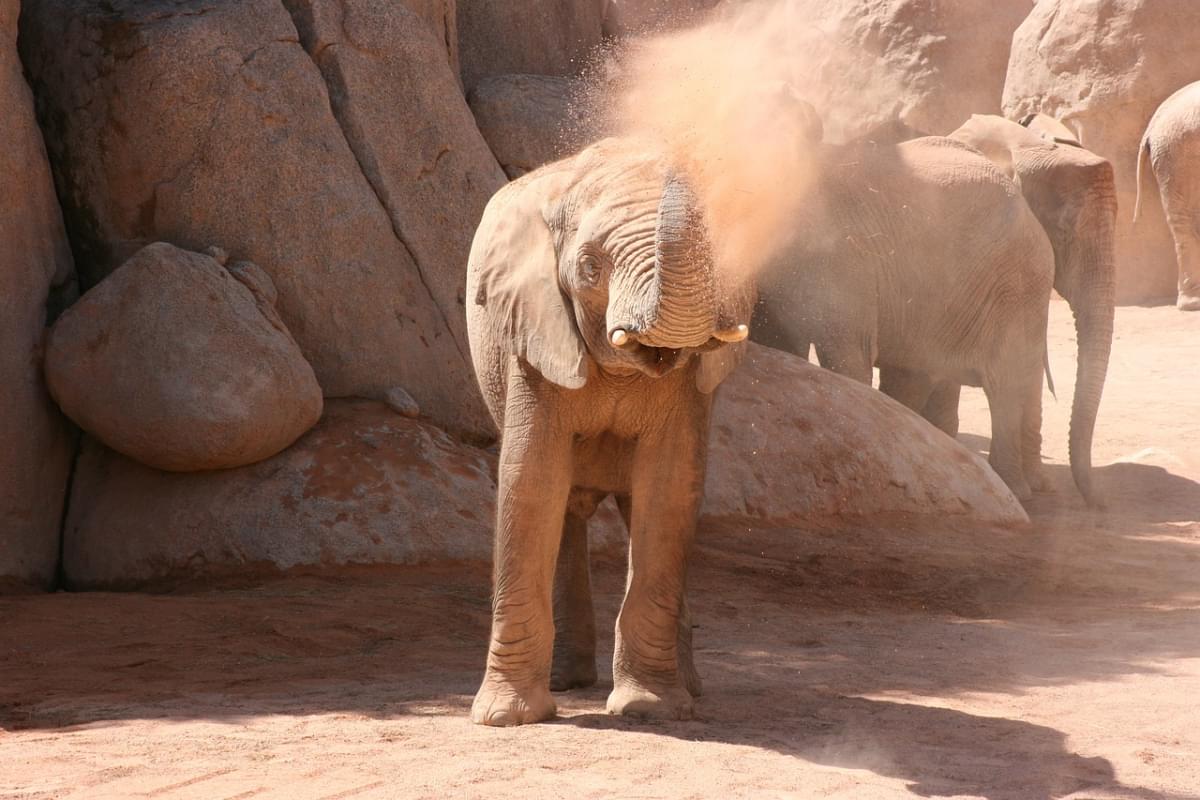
left=2, top=302, right=1198, bottom=799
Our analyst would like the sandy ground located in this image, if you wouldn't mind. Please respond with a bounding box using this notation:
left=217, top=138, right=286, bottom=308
left=2, top=301, right=1198, bottom=800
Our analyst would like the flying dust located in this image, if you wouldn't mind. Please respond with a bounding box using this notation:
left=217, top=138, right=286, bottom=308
left=575, top=0, right=911, bottom=277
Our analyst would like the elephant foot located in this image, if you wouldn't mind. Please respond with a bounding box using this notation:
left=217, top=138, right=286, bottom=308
left=1025, top=466, right=1051, bottom=494
left=607, top=678, right=694, bottom=720
left=550, top=650, right=597, bottom=692
left=1178, top=291, right=1200, bottom=311
left=471, top=676, right=556, bottom=726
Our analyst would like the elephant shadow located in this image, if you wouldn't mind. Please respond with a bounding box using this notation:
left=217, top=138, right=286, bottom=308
left=956, top=432, right=1200, bottom=524
left=558, top=688, right=1145, bottom=800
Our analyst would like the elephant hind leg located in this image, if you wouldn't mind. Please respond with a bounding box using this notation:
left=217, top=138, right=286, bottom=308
left=814, top=331, right=876, bottom=385
left=923, top=381, right=962, bottom=438
left=1168, top=211, right=1200, bottom=310
left=550, top=489, right=605, bottom=692
left=878, top=366, right=934, bottom=417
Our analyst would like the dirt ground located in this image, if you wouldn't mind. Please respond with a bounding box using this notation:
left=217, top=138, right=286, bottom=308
left=2, top=301, right=1197, bottom=800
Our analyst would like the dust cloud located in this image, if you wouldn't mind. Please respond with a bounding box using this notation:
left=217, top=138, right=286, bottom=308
left=578, top=0, right=908, bottom=277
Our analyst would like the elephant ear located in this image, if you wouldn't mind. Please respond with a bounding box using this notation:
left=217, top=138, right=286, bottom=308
left=468, top=175, right=588, bottom=389
left=696, top=341, right=747, bottom=394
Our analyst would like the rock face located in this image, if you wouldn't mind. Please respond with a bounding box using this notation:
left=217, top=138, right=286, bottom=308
left=62, top=401, right=627, bottom=589
left=456, top=0, right=607, bottom=91
left=45, top=243, right=323, bottom=472
left=468, top=74, right=582, bottom=178
left=602, top=0, right=720, bottom=37
left=285, top=0, right=508, bottom=348
left=778, top=0, right=1031, bottom=143
left=1003, top=0, right=1200, bottom=303
left=704, top=345, right=1029, bottom=525
left=0, top=0, right=75, bottom=591
left=19, top=0, right=496, bottom=439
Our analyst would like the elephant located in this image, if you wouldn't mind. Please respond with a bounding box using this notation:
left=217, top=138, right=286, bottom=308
left=942, top=114, right=1116, bottom=504
left=465, top=138, right=752, bottom=726
left=1135, top=80, right=1200, bottom=311
left=753, top=135, right=1057, bottom=501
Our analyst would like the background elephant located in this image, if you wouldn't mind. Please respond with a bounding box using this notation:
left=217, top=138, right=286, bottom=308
left=754, top=136, right=1056, bottom=501
left=465, top=138, right=751, bottom=726
left=945, top=114, right=1116, bottom=504
left=1135, top=80, right=1200, bottom=311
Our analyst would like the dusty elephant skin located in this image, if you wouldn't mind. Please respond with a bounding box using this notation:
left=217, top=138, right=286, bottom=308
left=1003, top=0, right=1200, bottom=304
left=755, top=137, right=1056, bottom=502
left=18, top=0, right=494, bottom=439
left=466, top=139, right=754, bottom=726
left=44, top=243, right=323, bottom=473
left=948, top=115, right=1117, bottom=505
left=1135, top=81, right=1200, bottom=312
left=0, top=0, right=75, bottom=591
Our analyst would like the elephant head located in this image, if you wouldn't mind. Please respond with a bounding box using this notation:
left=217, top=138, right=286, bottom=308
left=951, top=114, right=1116, bottom=503
left=467, top=139, right=754, bottom=393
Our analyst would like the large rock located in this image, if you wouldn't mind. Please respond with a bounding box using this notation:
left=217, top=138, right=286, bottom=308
left=0, top=0, right=74, bottom=591
left=721, top=0, right=1032, bottom=143
left=19, top=0, right=494, bottom=439
left=45, top=243, right=323, bottom=472
left=1002, top=0, right=1200, bottom=304
left=285, top=0, right=507, bottom=346
left=704, top=345, right=1028, bottom=525
left=62, top=400, right=627, bottom=589
left=468, top=74, right=582, bottom=178
left=602, top=0, right=720, bottom=37
left=457, top=0, right=608, bottom=92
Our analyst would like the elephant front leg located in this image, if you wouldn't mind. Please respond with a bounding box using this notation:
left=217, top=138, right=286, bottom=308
left=617, top=494, right=701, bottom=698
left=551, top=493, right=601, bottom=692
left=472, top=402, right=573, bottom=726
left=608, top=406, right=709, bottom=720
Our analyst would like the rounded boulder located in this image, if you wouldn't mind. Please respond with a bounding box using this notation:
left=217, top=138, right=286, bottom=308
left=45, top=242, right=323, bottom=472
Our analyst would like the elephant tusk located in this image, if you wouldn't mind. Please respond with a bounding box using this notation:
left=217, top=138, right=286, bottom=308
left=610, top=328, right=633, bottom=348
left=713, top=324, right=749, bottom=343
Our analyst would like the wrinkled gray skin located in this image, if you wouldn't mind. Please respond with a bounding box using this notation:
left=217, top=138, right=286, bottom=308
left=944, top=115, right=1116, bottom=505
left=755, top=136, right=1055, bottom=501
left=466, top=139, right=751, bottom=726
left=1135, top=80, right=1200, bottom=311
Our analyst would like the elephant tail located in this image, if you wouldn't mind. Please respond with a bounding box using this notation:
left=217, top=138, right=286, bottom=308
left=1043, top=345, right=1056, bottom=401
left=1132, top=133, right=1153, bottom=224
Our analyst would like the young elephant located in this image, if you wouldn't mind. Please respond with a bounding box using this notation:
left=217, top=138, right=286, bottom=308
left=1135, top=80, right=1200, bottom=311
left=754, top=136, right=1055, bottom=501
left=466, top=139, right=751, bottom=726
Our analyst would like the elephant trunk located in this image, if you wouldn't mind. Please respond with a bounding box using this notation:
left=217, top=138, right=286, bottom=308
left=628, top=173, right=718, bottom=349
left=1064, top=195, right=1116, bottom=506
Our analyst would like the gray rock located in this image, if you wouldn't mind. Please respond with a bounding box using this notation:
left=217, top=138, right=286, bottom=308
left=45, top=243, right=324, bottom=472
left=0, top=0, right=75, bottom=592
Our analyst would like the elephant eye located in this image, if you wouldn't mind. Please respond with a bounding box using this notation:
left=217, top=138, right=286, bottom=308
left=578, top=252, right=603, bottom=285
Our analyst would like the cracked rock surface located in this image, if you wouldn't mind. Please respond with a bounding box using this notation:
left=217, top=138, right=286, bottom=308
left=0, top=0, right=75, bottom=591
left=20, top=0, right=495, bottom=440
